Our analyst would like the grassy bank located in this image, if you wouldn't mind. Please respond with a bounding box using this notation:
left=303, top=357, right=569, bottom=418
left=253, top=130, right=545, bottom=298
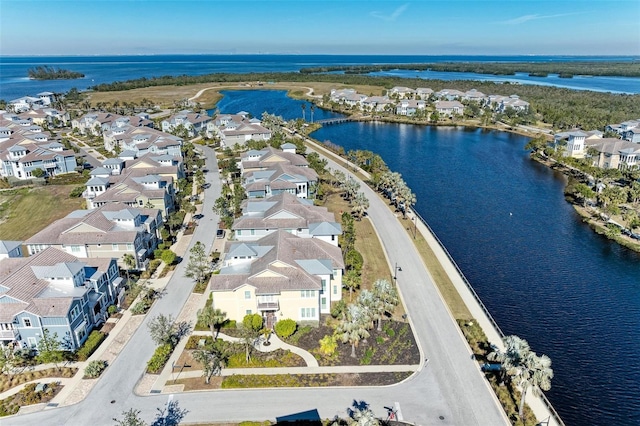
left=0, top=185, right=85, bottom=240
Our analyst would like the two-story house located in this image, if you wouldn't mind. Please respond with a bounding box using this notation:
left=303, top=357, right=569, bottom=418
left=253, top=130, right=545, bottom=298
left=0, top=248, right=121, bottom=350
left=25, top=205, right=162, bottom=270
left=209, top=230, right=344, bottom=327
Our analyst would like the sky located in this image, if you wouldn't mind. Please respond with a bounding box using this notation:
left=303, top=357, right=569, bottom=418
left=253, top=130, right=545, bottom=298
left=1, top=0, right=639, bottom=56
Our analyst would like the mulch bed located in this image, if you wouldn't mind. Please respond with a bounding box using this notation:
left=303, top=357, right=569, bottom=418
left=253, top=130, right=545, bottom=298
left=292, top=319, right=420, bottom=366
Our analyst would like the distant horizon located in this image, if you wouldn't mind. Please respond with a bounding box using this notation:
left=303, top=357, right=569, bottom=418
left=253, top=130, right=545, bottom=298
left=2, top=53, right=639, bottom=59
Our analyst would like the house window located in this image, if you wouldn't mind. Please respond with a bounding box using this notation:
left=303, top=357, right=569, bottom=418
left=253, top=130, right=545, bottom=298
left=126, top=243, right=133, bottom=251
left=321, top=280, right=327, bottom=293
left=23, top=318, right=32, bottom=327
left=244, top=290, right=251, bottom=299
left=71, top=245, right=81, bottom=253
left=321, top=297, right=327, bottom=310
left=112, top=244, right=118, bottom=251
left=245, top=309, right=252, bottom=315
left=300, top=307, right=316, bottom=319
left=300, top=290, right=315, bottom=298
left=28, top=337, right=37, bottom=348
left=250, top=229, right=255, bottom=236
left=236, top=230, right=242, bottom=236
left=333, top=285, right=338, bottom=295
left=70, top=305, right=81, bottom=322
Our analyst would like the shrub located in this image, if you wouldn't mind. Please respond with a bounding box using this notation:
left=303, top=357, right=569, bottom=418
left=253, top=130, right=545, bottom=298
left=76, top=331, right=107, bottom=361
left=185, top=335, right=214, bottom=350
left=221, top=320, right=237, bottom=329
left=69, top=186, right=85, bottom=198
left=107, top=305, right=118, bottom=316
left=84, top=360, right=107, bottom=378
left=344, top=249, right=363, bottom=273
left=331, top=299, right=346, bottom=318
left=161, top=250, right=177, bottom=266
left=146, top=344, right=173, bottom=374
left=242, top=313, right=263, bottom=332
left=318, top=335, right=338, bottom=357
left=131, top=300, right=150, bottom=315
left=274, top=319, right=297, bottom=339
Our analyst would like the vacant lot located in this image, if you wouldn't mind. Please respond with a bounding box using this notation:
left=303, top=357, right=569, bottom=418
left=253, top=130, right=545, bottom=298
left=0, top=186, right=85, bottom=240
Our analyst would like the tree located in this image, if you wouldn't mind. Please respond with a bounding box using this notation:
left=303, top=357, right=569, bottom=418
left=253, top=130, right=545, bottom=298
left=488, top=335, right=554, bottom=418
left=239, top=327, right=260, bottom=364
left=197, top=305, right=227, bottom=338
left=160, top=250, right=177, bottom=266
left=0, top=346, right=17, bottom=378
left=372, top=278, right=399, bottom=330
left=185, top=241, right=210, bottom=284
left=113, top=408, right=147, bottom=426
left=357, top=289, right=380, bottom=330
left=192, top=344, right=227, bottom=384
left=36, top=328, right=64, bottom=369
left=335, top=304, right=371, bottom=358
left=351, top=192, right=370, bottom=220
left=343, top=269, right=361, bottom=301
left=347, top=400, right=380, bottom=426
left=513, top=352, right=554, bottom=418
left=152, top=399, right=189, bottom=426
left=122, top=253, right=137, bottom=280
left=147, top=314, right=189, bottom=348
left=301, top=103, right=306, bottom=121
left=573, top=183, right=595, bottom=207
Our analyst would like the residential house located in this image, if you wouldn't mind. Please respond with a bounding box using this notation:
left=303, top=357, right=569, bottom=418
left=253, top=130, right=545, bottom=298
left=395, top=100, right=426, bottom=116
left=435, top=89, right=465, bottom=101
left=104, top=126, right=182, bottom=157
left=0, top=122, right=76, bottom=180
left=233, top=192, right=342, bottom=246
left=239, top=146, right=309, bottom=175
left=19, top=108, right=70, bottom=127
left=72, top=112, right=124, bottom=136
left=434, top=100, right=464, bottom=116
left=388, top=87, right=415, bottom=99
left=361, top=96, right=393, bottom=112
left=9, top=96, right=44, bottom=113
left=585, top=138, right=640, bottom=170
left=554, top=130, right=588, bottom=158
left=0, top=241, right=23, bottom=259
left=497, top=95, right=530, bottom=113
left=214, top=113, right=271, bottom=148
left=0, top=247, right=121, bottom=350
left=243, top=163, right=318, bottom=199
left=462, top=89, right=486, bottom=103
left=415, top=88, right=434, bottom=100
left=83, top=154, right=181, bottom=216
left=329, top=88, right=357, bottom=103
left=161, top=110, right=215, bottom=138
left=209, top=230, right=344, bottom=326
left=25, top=204, right=162, bottom=270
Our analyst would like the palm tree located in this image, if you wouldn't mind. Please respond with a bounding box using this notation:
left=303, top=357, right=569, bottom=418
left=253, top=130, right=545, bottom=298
left=197, top=305, right=227, bottom=338
left=336, top=304, right=371, bottom=358
left=357, top=289, right=379, bottom=330
left=352, top=192, right=370, bottom=220
left=347, top=400, right=380, bottom=426
left=301, top=103, right=306, bottom=121
left=513, top=352, right=554, bottom=418
left=122, top=253, right=136, bottom=281
left=310, top=104, right=315, bottom=123
left=488, top=335, right=553, bottom=419
left=343, top=269, right=361, bottom=301
left=372, top=279, right=399, bottom=330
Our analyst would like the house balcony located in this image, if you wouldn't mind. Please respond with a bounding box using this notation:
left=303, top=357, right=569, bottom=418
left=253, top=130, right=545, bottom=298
left=83, top=190, right=97, bottom=199
left=0, top=328, right=19, bottom=341
left=257, top=300, right=279, bottom=311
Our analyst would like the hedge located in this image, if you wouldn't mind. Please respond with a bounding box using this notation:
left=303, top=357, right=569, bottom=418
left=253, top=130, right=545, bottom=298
left=146, top=344, right=173, bottom=374
left=76, top=331, right=107, bottom=361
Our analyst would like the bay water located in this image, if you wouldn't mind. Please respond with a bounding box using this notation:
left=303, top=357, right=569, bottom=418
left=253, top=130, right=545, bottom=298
left=217, top=90, right=640, bottom=426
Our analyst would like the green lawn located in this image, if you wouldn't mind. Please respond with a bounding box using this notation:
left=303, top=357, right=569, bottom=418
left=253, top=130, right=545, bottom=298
left=0, top=185, right=85, bottom=241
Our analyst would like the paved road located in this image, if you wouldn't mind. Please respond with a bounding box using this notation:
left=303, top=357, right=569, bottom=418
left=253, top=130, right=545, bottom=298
left=9, top=145, right=508, bottom=426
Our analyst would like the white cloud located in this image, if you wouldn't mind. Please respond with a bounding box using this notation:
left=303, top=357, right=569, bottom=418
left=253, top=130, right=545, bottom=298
left=370, top=3, right=409, bottom=22
left=500, top=12, right=586, bottom=25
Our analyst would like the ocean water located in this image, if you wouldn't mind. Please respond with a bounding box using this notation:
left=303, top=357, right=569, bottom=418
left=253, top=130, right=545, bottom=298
left=215, top=89, right=640, bottom=426
left=1, top=54, right=639, bottom=101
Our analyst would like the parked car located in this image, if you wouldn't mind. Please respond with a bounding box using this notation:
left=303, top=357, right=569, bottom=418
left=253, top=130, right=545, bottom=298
left=216, top=229, right=225, bottom=239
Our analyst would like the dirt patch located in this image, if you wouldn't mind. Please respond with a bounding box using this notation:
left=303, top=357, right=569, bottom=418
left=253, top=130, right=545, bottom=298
left=291, top=319, right=419, bottom=366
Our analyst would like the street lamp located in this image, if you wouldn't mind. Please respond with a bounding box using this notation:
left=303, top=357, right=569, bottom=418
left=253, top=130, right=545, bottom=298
left=394, top=262, right=402, bottom=281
